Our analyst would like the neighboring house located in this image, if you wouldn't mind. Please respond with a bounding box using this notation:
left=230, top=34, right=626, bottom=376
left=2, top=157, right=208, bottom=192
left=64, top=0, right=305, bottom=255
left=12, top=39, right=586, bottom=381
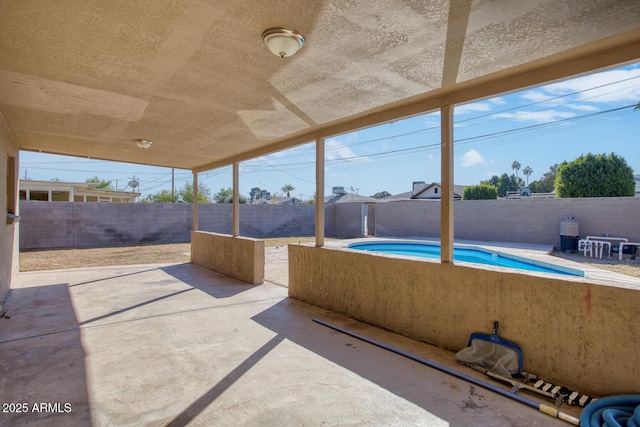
left=324, top=187, right=378, bottom=204
left=19, top=180, right=140, bottom=203
left=635, top=175, right=640, bottom=196
left=388, top=181, right=467, bottom=201
left=253, top=196, right=302, bottom=205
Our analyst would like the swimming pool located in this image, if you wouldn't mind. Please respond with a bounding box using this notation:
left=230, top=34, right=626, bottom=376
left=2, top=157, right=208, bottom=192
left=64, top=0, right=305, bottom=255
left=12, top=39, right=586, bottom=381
left=348, top=241, right=583, bottom=277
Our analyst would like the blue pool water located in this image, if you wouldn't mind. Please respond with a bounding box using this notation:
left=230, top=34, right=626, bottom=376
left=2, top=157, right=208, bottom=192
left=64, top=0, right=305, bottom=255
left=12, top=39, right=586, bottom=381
left=348, top=242, right=583, bottom=276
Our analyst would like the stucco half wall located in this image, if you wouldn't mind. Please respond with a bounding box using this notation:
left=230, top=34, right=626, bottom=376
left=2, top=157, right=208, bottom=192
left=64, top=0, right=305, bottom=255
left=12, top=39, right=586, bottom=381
left=288, top=244, right=640, bottom=397
left=190, top=231, right=264, bottom=285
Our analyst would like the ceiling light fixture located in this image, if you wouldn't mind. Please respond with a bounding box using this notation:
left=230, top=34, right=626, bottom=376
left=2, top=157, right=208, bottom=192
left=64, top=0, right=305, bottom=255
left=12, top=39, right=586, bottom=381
left=133, top=139, right=153, bottom=149
left=262, top=28, right=305, bottom=58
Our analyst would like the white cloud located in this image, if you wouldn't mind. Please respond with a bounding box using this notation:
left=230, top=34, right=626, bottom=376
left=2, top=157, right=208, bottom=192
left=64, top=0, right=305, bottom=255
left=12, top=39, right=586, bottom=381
left=248, top=142, right=314, bottom=165
left=520, top=91, right=555, bottom=103
left=456, top=97, right=507, bottom=115
left=515, top=67, right=640, bottom=115
left=455, top=102, right=494, bottom=115
left=565, top=104, right=599, bottom=112
left=491, top=110, right=576, bottom=123
left=325, top=139, right=369, bottom=162
left=460, top=149, right=486, bottom=167
left=541, top=68, right=640, bottom=103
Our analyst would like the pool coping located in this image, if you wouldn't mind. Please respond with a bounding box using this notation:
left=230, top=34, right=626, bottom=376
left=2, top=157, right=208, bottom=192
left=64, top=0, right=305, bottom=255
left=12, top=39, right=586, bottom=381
left=347, top=240, right=584, bottom=277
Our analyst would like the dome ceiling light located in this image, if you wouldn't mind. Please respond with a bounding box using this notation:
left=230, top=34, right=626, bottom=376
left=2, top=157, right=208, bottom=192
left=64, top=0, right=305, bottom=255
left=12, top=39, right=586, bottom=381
left=262, top=28, right=305, bottom=58
left=133, top=139, right=153, bottom=149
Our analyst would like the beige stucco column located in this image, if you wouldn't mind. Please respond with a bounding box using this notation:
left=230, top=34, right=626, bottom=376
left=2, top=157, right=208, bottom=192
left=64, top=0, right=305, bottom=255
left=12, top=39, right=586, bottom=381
left=440, top=104, right=454, bottom=263
left=192, top=172, right=199, bottom=231
left=315, top=138, right=325, bottom=247
left=233, top=161, right=240, bottom=237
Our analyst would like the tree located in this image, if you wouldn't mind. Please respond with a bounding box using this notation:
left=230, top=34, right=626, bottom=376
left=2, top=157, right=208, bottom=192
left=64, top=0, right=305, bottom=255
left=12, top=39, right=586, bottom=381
left=511, top=161, right=521, bottom=181
left=213, top=188, right=232, bottom=203
left=212, top=187, right=247, bottom=204
left=371, top=191, right=392, bottom=199
left=281, top=184, right=295, bottom=198
left=86, top=176, right=113, bottom=190
left=179, top=182, right=212, bottom=203
left=528, top=164, right=558, bottom=193
left=481, top=173, right=523, bottom=198
left=303, top=192, right=317, bottom=204
left=522, top=166, right=533, bottom=186
left=141, top=189, right=177, bottom=203
left=462, top=184, right=498, bottom=200
left=555, top=152, right=635, bottom=198
left=249, top=187, right=269, bottom=202
left=142, top=182, right=212, bottom=203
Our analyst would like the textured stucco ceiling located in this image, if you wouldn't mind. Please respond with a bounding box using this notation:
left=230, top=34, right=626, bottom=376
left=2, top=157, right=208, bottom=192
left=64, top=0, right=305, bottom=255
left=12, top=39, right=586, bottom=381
left=1, top=0, right=639, bottom=171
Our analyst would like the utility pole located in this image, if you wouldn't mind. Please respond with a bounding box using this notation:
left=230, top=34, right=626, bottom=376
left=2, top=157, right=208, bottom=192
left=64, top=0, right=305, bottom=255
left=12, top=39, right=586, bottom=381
left=24, top=170, right=27, bottom=180
left=114, top=179, right=120, bottom=191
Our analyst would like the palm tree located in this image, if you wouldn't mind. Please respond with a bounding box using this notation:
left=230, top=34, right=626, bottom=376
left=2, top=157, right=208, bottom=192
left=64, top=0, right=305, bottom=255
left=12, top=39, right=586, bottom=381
left=511, top=161, right=521, bottom=180
left=522, top=166, right=533, bottom=186
left=281, top=184, right=295, bottom=198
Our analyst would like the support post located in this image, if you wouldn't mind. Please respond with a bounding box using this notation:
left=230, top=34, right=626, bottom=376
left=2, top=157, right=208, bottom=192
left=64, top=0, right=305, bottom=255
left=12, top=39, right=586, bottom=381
left=315, top=138, right=325, bottom=247
left=192, top=172, right=199, bottom=231
left=440, top=104, right=454, bottom=263
left=233, top=161, right=240, bottom=237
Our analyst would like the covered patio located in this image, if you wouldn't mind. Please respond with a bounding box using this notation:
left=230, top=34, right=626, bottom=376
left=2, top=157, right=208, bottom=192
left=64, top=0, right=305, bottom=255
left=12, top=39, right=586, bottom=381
left=2, top=0, right=640, bottom=424
left=3, top=261, right=578, bottom=426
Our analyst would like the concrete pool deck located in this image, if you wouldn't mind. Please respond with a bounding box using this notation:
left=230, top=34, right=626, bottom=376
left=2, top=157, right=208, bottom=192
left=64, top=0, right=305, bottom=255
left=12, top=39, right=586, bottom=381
left=2, top=262, right=579, bottom=426
left=266, top=237, right=640, bottom=289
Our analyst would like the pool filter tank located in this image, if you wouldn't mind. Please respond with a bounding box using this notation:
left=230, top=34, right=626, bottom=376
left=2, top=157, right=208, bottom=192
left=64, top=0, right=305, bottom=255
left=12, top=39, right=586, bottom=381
left=560, top=218, right=579, bottom=252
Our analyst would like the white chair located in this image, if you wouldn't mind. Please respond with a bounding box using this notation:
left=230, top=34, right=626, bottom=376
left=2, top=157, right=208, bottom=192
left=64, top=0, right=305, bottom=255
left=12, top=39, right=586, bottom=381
left=578, top=239, right=592, bottom=257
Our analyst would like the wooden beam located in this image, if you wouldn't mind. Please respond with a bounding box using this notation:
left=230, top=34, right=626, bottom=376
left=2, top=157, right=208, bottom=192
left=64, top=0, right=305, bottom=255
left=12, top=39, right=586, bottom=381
left=440, top=105, right=454, bottom=264
left=192, top=172, right=199, bottom=231
left=315, top=138, right=325, bottom=247
left=441, top=0, right=472, bottom=87
left=232, top=161, right=239, bottom=237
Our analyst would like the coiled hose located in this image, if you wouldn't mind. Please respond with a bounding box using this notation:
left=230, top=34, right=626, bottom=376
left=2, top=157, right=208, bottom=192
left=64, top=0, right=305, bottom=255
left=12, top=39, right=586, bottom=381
left=580, top=395, right=640, bottom=427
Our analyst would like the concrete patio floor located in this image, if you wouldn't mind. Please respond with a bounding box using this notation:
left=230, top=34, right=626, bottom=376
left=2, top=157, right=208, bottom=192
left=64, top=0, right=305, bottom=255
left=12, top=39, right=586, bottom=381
left=0, top=261, right=581, bottom=427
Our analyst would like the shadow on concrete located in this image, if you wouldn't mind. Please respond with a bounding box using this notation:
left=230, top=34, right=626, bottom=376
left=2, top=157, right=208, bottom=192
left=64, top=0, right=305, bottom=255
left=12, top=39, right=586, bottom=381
left=165, top=335, right=286, bottom=426
left=68, top=267, right=159, bottom=287
left=78, top=287, right=195, bottom=326
left=160, top=263, right=257, bottom=299
left=248, top=297, right=563, bottom=426
left=0, top=285, right=92, bottom=426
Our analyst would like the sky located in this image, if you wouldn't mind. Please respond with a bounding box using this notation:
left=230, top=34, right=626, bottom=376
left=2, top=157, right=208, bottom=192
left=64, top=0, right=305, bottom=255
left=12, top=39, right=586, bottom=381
left=18, top=62, right=640, bottom=201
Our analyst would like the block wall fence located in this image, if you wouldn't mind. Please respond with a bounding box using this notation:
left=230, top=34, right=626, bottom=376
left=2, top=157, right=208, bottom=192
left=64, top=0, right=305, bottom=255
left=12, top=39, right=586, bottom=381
left=18, top=202, right=354, bottom=249
left=375, top=197, right=640, bottom=247
left=18, top=197, right=639, bottom=249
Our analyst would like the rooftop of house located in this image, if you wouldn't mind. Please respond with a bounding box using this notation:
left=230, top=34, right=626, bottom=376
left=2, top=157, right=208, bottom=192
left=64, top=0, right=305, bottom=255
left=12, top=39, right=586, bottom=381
left=19, top=179, right=140, bottom=195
